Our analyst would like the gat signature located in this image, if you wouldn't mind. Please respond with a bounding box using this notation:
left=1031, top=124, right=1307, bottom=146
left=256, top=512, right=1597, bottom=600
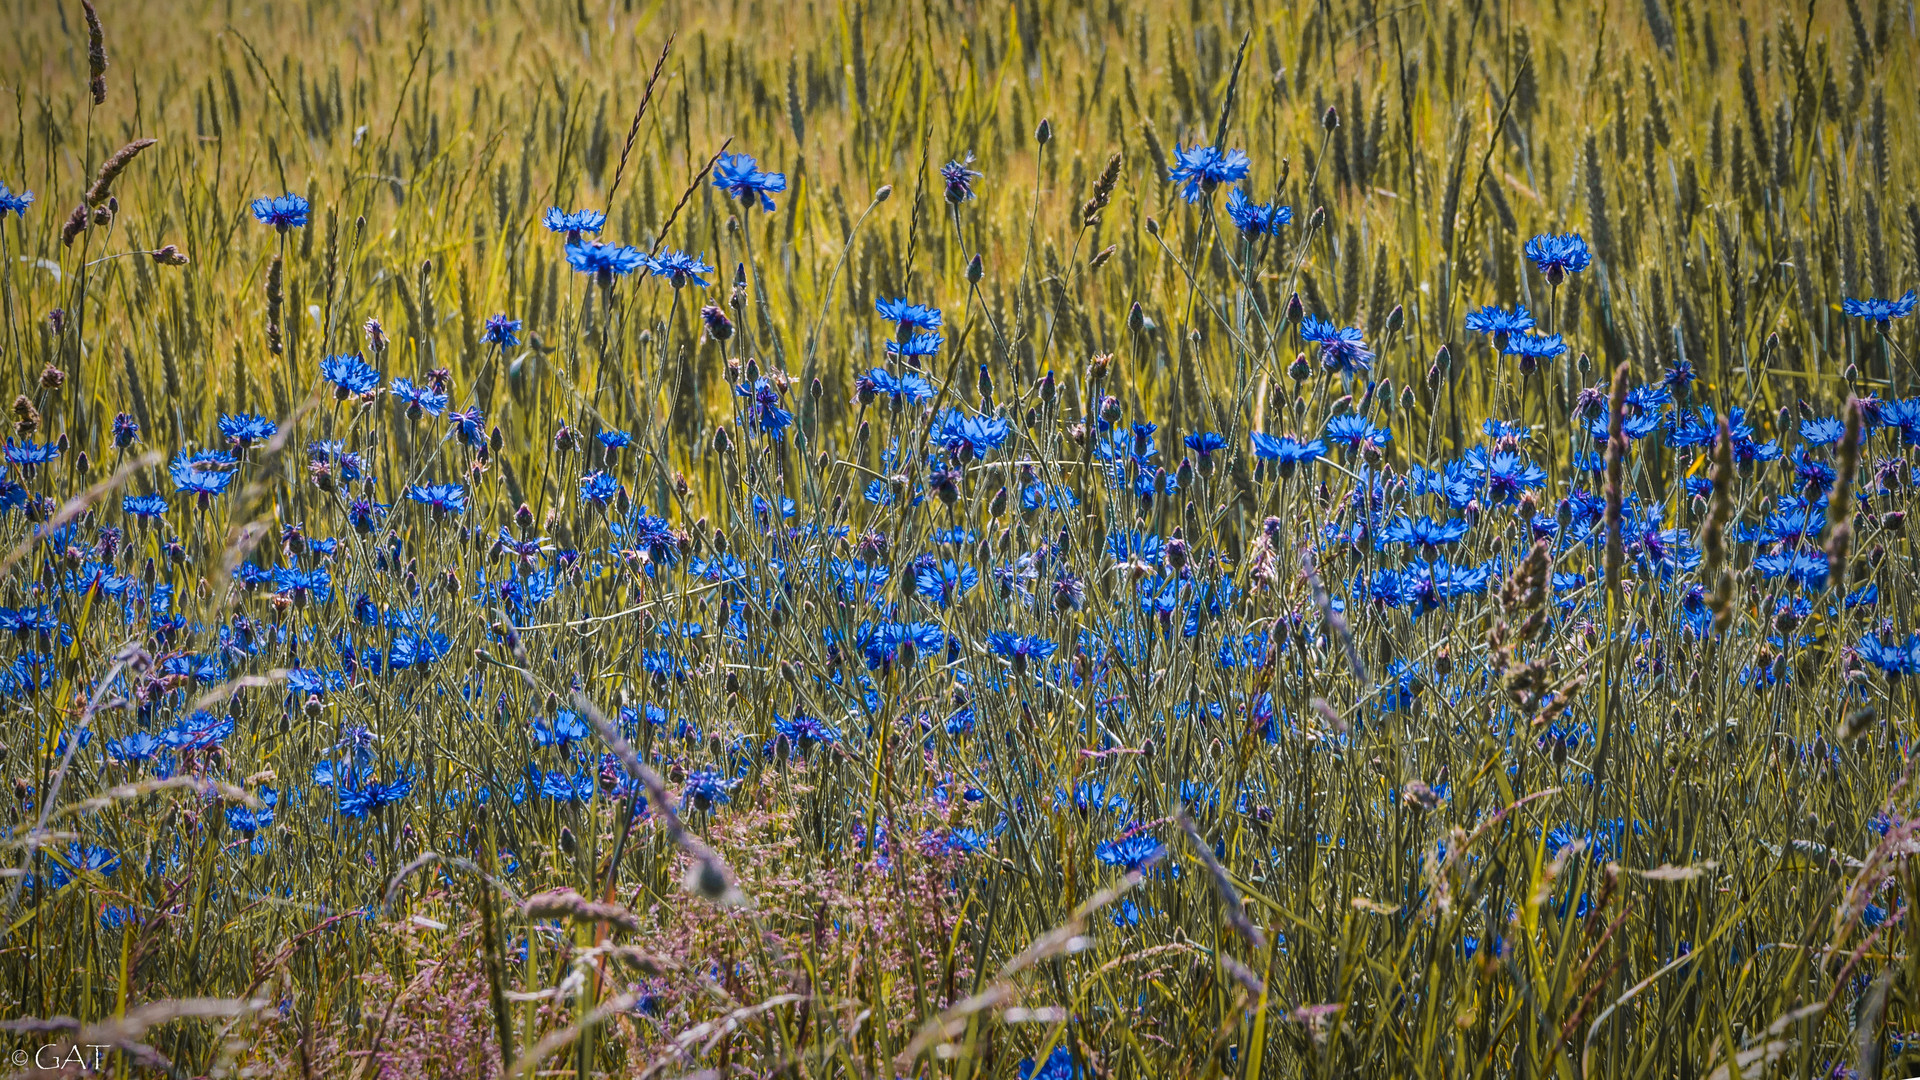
left=8, top=1045, right=110, bottom=1071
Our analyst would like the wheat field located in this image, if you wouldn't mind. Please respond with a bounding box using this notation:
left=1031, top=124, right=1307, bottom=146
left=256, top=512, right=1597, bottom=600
left=1, top=0, right=1919, bottom=1076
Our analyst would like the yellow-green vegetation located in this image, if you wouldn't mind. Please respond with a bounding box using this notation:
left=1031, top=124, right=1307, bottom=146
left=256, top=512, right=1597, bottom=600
left=2, top=0, right=1919, bottom=1076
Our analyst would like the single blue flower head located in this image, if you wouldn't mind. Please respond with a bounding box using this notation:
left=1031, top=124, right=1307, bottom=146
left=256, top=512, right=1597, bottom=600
left=1502, top=332, right=1567, bottom=361
left=1800, top=417, right=1846, bottom=446
left=123, top=493, right=168, bottom=519
left=1325, top=414, right=1390, bottom=451
left=1299, top=315, right=1375, bottom=375
left=482, top=314, right=522, bottom=347
left=862, top=367, right=934, bottom=403
left=875, top=297, right=943, bottom=332
left=648, top=249, right=715, bottom=288
left=1224, top=186, right=1291, bottom=235
left=218, top=413, right=278, bottom=447
left=1524, top=232, right=1591, bottom=282
left=1184, top=431, right=1228, bottom=458
left=391, top=378, right=448, bottom=417
left=886, top=330, right=945, bottom=358
left=1096, top=833, right=1167, bottom=872
left=711, top=152, right=788, bottom=212
left=1464, top=304, right=1536, bottom=337
left=4, top=439, right=61, bottom=466
left=941, top=153, right=982, bottom=203
left=320, top=354, right=380, bottom=397
left=579, top=470, right=622, bottom=506
left=542, top=207, right=607, bottom=236
left=251, top=193, right=310, bottom=232
left=406, top=482, right=468, bottom=517
left=1169, top=144, right=1251, bottom=202
left=565, top=240, right=648, bottom=280
left=0, top=181, right=33, bottom=218
left=1842, top=289, right=1918, bottom=324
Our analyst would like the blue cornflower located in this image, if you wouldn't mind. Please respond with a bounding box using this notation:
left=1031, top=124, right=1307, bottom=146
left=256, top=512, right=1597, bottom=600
left=162, top=711, right=234, bottom=750
left=1095, top=834, right=1166, bottom=872
left=579, top=470, right=622, bottom=506
left=859, top=620, right=946, bottom=669
left=886, top=330, right=945, bottom=359
left=0, top=181, right=32, bottom=217
left=1464, top=304, right=1536, bottom=338
left=46, top=845, right=119, bottom=890
left=1502, top=332, right=1567, bottom=363
left=338, top=777, right=415, bottom=818
left=1168, top=144, right=1251, bottom=202
left=1249, top=433, right=1327, bottom=475
left=271, top=565, right=333, bottom=603
left=1224, top=186, right=1291, bottom=236
left=711, top=152, right=788, bottom=211
left=530, top=710, right=591, bottom=748
left=111, top=412, right=139, bottom=448
left=937, top=410, right=1011, bottom=458
left=986, top=631, right=1057, bottom=673
left=391, top=378, right=448, bottom=418
left=542, top=207, right=606, bottom=237
left=1184, top=431, right=1229, bottom=462
left=1792, top=446, right=1837, bottom=493
left=320, top=354, right=380, bottom=397
left=913, top=558, right=979, bottom=606
left=388, top=630, right=451, bottom=669
left=1019, top=1047, right=1080, bottom=1080
left=647, top=249, right=715, bottom=287
left=1800, top=417, right=1846, bottom=445
left=123, top=494, right=168, bottom=520
left=1524, top=233, right=1591, bottom=283
left=1324, top=414, right=1390, bottom=452
left=1842, top=290, right=1917, bottom=324
left=1380, top=515, right=1470, bottom=549
left=771, top=713, right=838, bottom=755
left=169, top=453, right=236, bottom=502
left=565, top=240, right=648, bottom=281
left=597, top=429, right=633, bottom=452
left=681, top=768, right=735, bottom=812
left=862, top=367, right=935, bottom=403
left=1485, top=453, right=1547, bottom=504
left=1857, top=633, right=1920, bottom=677
left=106, top=731, right=163, bottom=763
left=448, top=408, right=486, bottom=447
left=1299, top=315, right=1375, bottom=375
left=406, top=482, right=468, bottom=517
left=250, top=193, right=310, bottom=232
left=941, top=153, right=982, bottom=203
left=287, top=668, right=343, bottom=697
left=218, top=413, right=278, bottom=448
left=1881, top=398, right=1920, bottom=445
left=482, top=314, right=522, bottom=347
left=875, top=297, right=943, bottom=333
left=4, top=439, right=61, bottom=466
left=1663, top=359, right=1698, bottom=390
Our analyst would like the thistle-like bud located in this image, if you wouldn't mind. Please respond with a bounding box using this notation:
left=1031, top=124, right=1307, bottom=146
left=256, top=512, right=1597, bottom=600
left=966, top=254, right=984, bottom=283
left=874, top=184, right=893, bottom=203
left=1287, top=353, right=1311, bottom=383
left=1035, top=118, right=1052, bottom=145
left=1284, top=292, right=1305, bottom=325
left=1322, top=105, right=1339, bottom=130
left=1127, top=301, right=1145, bottom=334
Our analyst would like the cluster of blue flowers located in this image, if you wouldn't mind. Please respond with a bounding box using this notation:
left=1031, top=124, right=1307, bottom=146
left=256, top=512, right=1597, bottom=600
left=1, top=134, right=1915, bottom=960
